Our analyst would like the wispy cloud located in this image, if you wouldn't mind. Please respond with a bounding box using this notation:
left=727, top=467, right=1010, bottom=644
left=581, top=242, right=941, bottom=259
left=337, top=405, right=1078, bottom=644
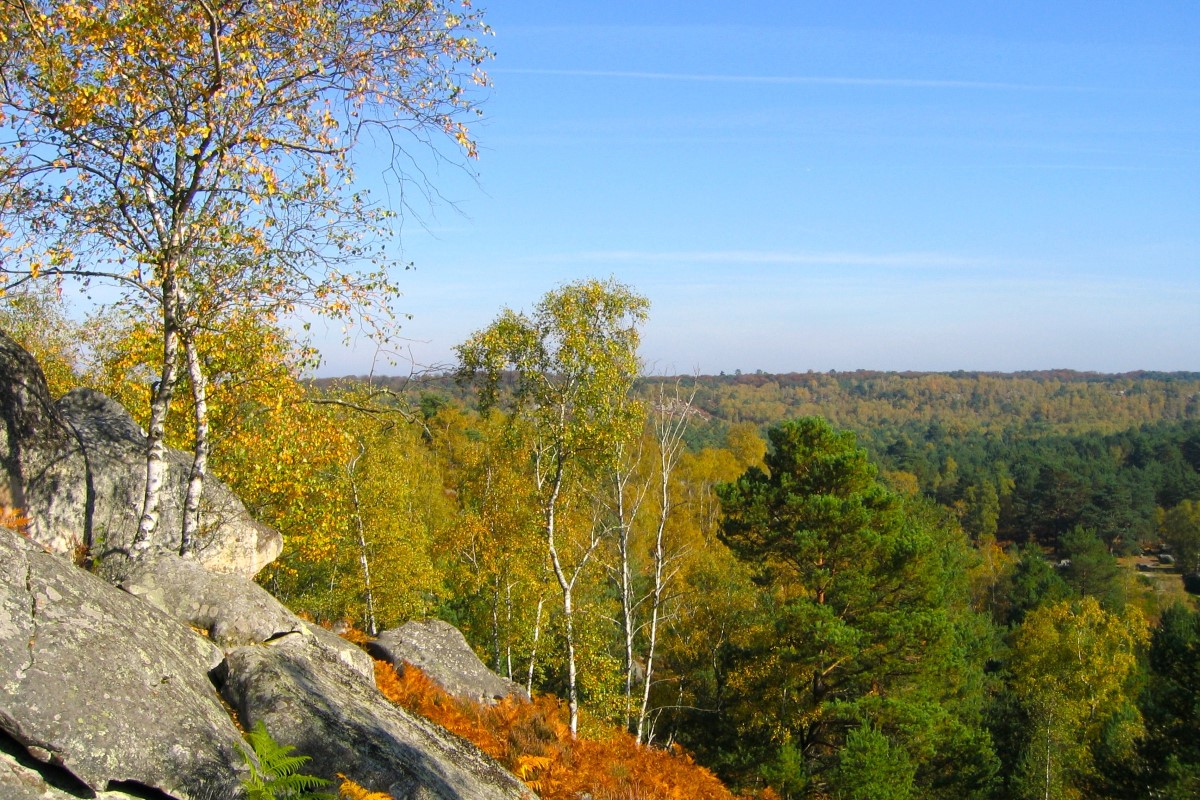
left=496, top=68, right=1092, bottom=93
left=532, top=249, right=1011, bottom=269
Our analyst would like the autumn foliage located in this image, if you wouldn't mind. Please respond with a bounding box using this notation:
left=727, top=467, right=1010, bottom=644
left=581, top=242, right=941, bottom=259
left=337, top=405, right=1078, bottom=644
left=0, top=506, right=31, bottom=534
left=338, top=778, right=394, bottom=800
left=373, top=659, right=744, bottom=800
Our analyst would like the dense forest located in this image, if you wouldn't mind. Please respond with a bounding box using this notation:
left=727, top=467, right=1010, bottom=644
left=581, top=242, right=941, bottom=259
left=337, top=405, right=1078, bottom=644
left=7, top=281, right=1200, bottom=800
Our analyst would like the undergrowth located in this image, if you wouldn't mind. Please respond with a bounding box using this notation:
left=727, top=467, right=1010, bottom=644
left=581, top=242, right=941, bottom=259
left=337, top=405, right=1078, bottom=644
left=373, top=658, right=750, bottom=800
left=240, top=720, right=333, bottom=800
left=0, top=505, right=31, bottom=534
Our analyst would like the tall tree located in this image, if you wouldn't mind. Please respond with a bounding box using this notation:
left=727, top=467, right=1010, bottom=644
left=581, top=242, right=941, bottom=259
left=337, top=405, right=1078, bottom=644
left=606, top=381, right=698, bottom=742
left=0, top=0, right=490, bottom=550
left=1059, top=525, right=1125, bottom=610
left=456, top=277, right=649, bottom=735
left=1160, top=499, right=1200, bottom=575
left=717, top=417, right=993, bottom=797
left=433, top=406, right=549, bottom=689
left=1008, top=597, right=1147, bottom=800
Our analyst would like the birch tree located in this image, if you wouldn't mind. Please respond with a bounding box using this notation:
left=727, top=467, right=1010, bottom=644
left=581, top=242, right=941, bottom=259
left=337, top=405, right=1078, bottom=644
left=457, top=277, right=648, bottom=736
left=0, top=0, right=490, bottom=552
left=1009, top=597, right=1147, bottom=800
left=608, top=382, right=697, bottom=742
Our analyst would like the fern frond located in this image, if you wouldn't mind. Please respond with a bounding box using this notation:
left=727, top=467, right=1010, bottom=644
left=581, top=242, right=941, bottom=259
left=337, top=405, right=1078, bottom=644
left=240, top=720, right=334, bottom=800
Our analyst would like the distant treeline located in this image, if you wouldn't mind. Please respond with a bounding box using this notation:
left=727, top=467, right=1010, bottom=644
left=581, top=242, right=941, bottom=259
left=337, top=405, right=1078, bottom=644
left=326, top=367, right=1200, bottom=445
left=663, top=369, right=1200, bottom=442
left=325, top=368, right=1200, bottom=554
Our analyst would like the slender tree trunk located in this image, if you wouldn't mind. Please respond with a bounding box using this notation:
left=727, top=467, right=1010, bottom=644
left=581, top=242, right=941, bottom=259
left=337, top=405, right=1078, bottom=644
left=543, top=449, right=607, bottom=736
left=133, top=312, right=181, bottom=554
left=615, top=472, right=637, bottom=733
left=636, top=384, right=693, bottom=744
left=504, top=580, right=515, bottom=680
left=347, top=443, right=377, bottom=635
left=636, top=442, right=672, bottom=744
left=637, top=522, right=666, bottom=744
left=490, top=572, right=503, bottom=673
left=562, top=584, right=579, bottom=735
left=526, top=595, right=545, bottom=696
left=180, top=335, right=210, bottom=555
left=543, top=464, right=580, bottom=734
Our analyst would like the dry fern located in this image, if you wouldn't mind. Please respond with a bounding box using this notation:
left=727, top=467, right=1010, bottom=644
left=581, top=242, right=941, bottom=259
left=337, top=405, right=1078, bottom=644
left=0, top=506, right=31, bottom=534
left=372, top=658, right=745, bottom=800
left=337, top=777, right=394, bottom=799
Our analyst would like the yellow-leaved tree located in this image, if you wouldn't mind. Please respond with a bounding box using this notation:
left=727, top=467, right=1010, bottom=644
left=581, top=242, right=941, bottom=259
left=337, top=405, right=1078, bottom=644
left=456, top=278, right=649, bottom=736
left=1009, top=597, right=1148, bottom=800
left=430, top=406, right=552, bottom=692
left=0, top=0, right=490, bottom=553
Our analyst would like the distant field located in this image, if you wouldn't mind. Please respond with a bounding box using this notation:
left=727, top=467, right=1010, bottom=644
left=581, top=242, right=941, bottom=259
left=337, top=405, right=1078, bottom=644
left=1120, top=555, right=1198, bottom=620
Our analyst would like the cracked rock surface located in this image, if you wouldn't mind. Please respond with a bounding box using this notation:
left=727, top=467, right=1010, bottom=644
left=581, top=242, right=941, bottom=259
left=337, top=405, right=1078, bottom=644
left=119, top=552, right=375, bottom=681
left=0, top=528, right=246, bottom=799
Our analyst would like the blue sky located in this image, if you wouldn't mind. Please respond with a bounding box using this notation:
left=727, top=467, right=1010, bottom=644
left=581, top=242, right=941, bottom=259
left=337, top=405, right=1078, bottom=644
left=320, top=0, right=1199, bottom=376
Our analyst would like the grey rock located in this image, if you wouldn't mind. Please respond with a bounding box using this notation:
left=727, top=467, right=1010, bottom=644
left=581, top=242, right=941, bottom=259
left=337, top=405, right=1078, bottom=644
left=222, top=636, right=533, bottom=800
left=369, top=620, right=530, bottom=705
left=0, top=736, right=158, bottom=800
left=118, top=553, right=376, bottom=682
left=118, top=552, right=305, bottom=649
left=56, top=388, right=282, bottom=578
left=303, top=621, right=376, bottom=683
left=0, top=331, right=88, bottom=560
left=0, top=330, right=281, bottom=578
left=0, top=527, right=246, bottom=798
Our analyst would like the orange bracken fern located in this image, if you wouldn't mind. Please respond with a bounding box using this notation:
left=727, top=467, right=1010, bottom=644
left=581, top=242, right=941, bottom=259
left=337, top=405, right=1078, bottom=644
left=338, top=776, right=394, bottom=800
left=373, top=658, right=749, bottom=800
left=0, top=506, right=31, bottom=534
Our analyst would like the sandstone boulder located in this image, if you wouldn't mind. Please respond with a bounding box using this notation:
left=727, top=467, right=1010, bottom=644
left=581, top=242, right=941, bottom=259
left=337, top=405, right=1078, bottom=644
left=56, top=388, right=282, bottom=577
left=118, top=552, right=375, bottom=682
left=0, top=331, right=87, bottom=559
left=302, top=620, right=376, bottom=684
left=222, top=635, right=533, bottom=800
left=118, top=552, right=305, bottom=648
left=0, top=527, right=247, bottom=798
left=369, top=619, right=530, bottom=705
left=0, top=329, right=281, bottom=578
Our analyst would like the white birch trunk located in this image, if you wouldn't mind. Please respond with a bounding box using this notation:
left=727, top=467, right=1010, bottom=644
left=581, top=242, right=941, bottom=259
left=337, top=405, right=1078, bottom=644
left=180, top=335, right=210, bottom=555
left=133, top=320, right=180, bottom=553
left=636, top=384, right=694, bottom=744
left=525, top=595, right=545, bottom=696
left=347, top=442, right=377, bottom=635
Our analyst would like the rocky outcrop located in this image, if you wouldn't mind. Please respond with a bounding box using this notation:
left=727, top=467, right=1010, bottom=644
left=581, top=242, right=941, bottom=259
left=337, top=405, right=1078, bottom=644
left=222, top=635, right=533, bottom=800
left=0, top=527, right=247, bottom=798
left=0, top=332, right=87, bottom=561
left=0, top=330, right=281, bottom=578
left=0, top=330, right=536, bottom=800
left=118, top=552, right=307, bottom=648
left=119, top=552, right=375, bottom=682
left=369, top=619, right=531, bottom=705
